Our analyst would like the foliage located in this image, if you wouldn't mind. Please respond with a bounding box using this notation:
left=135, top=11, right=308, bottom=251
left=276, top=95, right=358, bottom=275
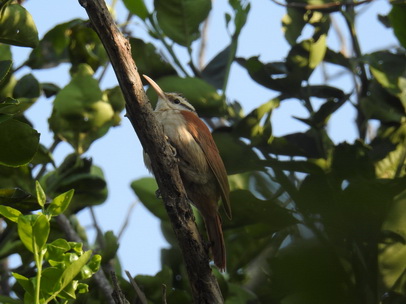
left=0, top=182, right=100, bottom=303
left=0, top=0, right=406, bottom=303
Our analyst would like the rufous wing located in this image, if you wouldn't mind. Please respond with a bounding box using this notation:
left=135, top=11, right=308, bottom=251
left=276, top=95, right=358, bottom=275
left=181, top=111, right=232, bottom=219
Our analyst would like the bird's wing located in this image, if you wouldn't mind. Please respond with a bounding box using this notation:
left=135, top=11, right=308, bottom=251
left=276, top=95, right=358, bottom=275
left=181, top=110, right=232, bottom=219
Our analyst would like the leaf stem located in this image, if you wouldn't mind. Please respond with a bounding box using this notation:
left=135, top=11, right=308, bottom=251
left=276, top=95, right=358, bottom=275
left=34, top=249, right=44, bottom=304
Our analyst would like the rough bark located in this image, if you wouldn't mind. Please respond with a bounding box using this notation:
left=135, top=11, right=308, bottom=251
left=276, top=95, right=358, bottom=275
left=78, top=0, right=223, bottom=303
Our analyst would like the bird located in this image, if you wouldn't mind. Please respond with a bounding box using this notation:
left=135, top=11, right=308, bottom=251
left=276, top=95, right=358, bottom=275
left=142, top=75, right=231, bottom=271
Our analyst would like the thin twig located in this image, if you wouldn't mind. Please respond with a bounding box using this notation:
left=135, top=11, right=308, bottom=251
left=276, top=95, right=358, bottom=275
left=125, top=270, right=148, bottom=304
left=117, top=202, right=136, bottom=241
left=162, top=284, right=168, bottom=304
left=198, top=17, right=210, bottom=70
left=90, top=206, right=105, bottom=248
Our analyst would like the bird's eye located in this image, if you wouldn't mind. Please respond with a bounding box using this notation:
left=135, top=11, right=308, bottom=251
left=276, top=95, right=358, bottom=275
left=173, top=98, right=181, bottom=104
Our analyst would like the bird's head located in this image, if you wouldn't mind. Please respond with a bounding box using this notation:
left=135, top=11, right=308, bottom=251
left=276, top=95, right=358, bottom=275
left=143, top=75, right=196, bottom=113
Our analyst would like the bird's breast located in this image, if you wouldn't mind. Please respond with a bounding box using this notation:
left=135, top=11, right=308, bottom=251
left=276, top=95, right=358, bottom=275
left=155, top=110, right=209, bottom=179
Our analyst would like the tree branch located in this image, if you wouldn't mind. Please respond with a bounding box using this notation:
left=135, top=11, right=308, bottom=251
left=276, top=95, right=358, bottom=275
left=269, top=0, right=373, bottom=12
left=78, top=0, right=223, bottom=303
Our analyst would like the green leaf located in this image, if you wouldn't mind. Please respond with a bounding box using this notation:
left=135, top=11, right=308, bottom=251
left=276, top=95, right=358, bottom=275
left=266, top=130, right=331, bottom=158
left=49, top=64, right=115, bottom=154
left=13, top=74, right=41, bottom=107
left=287, top=35, right=327, bottom=80
left=0, top=97, right=20, bottom=115
left=155, top=0, right=211, bottom=46
left=363, top=51, right=406, bottom=107
left=123, top=0, right=149, bottom=20
left=146, top=76, right=226, bottom=117
left=17, top=214, right=36, bottom=253
left=47, top=239, right=71, bottom=262
left=0, top=4, right=39, bottom=48
left=296, top=96, right=347, bottom=128
left=0, top=295, right=22, bottom=304
left=41, top=82, right=60, bottom=98
left=0, top=204, right=21, bottom=222
left=130, top=38, right=176, bottom=80
left=100, top=231, right=119, bottom=261
left=12, top=272, right=34, bottom=296
left=26, top=20, right=77, bottom=69
left=0, top=44, right=12, bottom=61
left=331, top=141, right=375, bottom=181
left=379, top=190, right=406, bottom=291
left=47, top=189, right=74, bottom=216
left=35, top=181, right=46, bottom=208
left=234, top=97, right=280, bottom=141
left=212, top=130, right=263, bottom=174
left=68, top=22, right=108, bottom=72
left=389, top=4, right=406, bottom=49
left=236, top=56, right=300, bottom=94
left=56, top=250, right=92, bottom=297
left=0, top=60, right=12, bottom=85
left=42, top=154, right=107, bottom=212
left=0, top=118, right=40, bottom=167
left=201, top=45, right=231, bottom=90
left=360, top=80, right=404, bottom=123
left=229, top=0, right=251, bottom=37
left=32, top=214, right=50, bottom=252
left=0, top=187, right=32, bottom=206
left=130, top=177, right=167, bottom=220
left=225, top=189, right=297, bottom=231
left=269, top=239, right=352, bottom=303
left=324, top=48, right=353, bottom=70
left=282, top=8, right=306, bottom=45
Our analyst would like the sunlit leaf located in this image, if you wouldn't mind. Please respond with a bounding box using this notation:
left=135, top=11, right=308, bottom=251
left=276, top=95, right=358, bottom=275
left=0, top=205, right=21, bottom=222
left=282, top=8, right=306, bottom=45
left=47, top=189, right=74, bottom=216
left=35, top=181, right=46, bottom=208
left=0, top=4, right=39, bottom=48
left=363, top=51, right=406, bottom=107
left=17, top=214, right=37, bottom=253
left=32, top=214, right=50, bottom=252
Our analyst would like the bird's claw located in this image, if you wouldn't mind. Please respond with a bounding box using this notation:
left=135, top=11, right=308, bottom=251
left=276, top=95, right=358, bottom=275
left=155, top=189, right=162, bottom=199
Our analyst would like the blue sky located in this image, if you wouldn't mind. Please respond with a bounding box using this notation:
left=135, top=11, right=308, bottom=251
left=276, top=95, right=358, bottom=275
left=11, top=0, right=398, bottom=275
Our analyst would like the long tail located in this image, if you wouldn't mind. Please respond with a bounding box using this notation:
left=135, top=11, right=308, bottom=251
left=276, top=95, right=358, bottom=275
left=205, top=215, right=226, bottom=271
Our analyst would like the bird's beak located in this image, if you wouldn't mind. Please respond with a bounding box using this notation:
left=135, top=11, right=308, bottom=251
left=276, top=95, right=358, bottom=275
left=143, top=75, right=166, bottom=100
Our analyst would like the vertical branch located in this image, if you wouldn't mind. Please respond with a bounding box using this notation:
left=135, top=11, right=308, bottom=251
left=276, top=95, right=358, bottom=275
left=78, top=0, right=223, bottom=303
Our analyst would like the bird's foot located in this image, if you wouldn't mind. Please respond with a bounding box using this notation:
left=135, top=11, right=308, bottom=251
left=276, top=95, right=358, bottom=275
left=169, top=144, right=177, bottom=157
left=155, top=189, right=162, bottom=199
